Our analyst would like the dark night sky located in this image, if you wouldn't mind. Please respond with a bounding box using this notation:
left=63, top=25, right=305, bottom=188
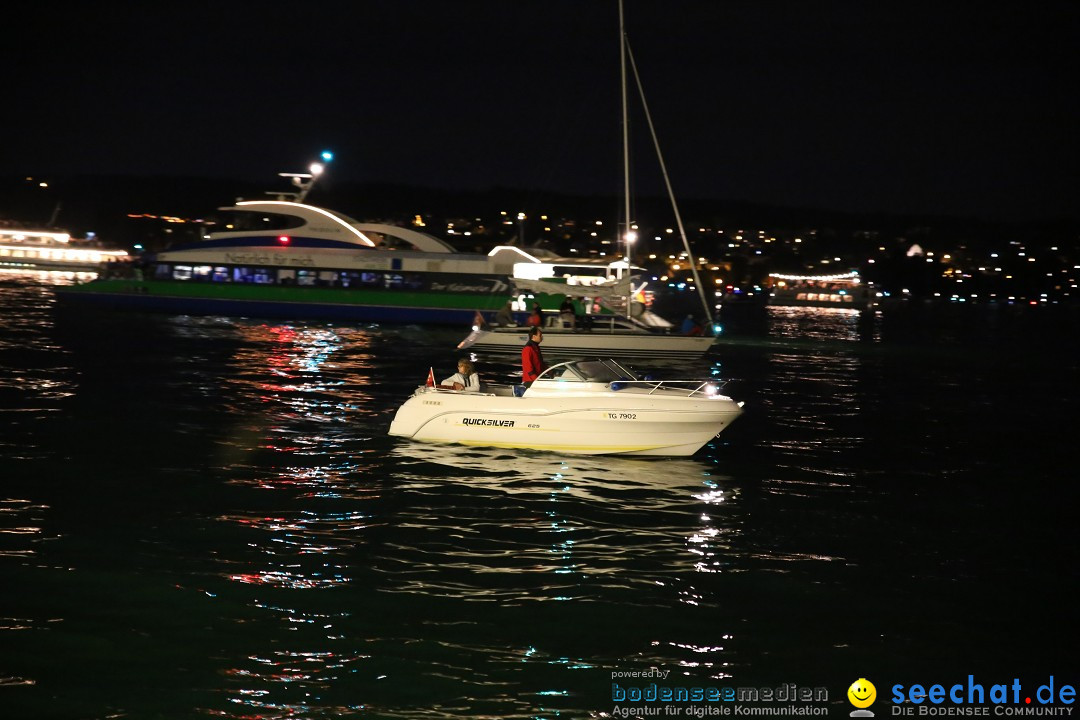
left=6, top=1, right=1079, bottom=222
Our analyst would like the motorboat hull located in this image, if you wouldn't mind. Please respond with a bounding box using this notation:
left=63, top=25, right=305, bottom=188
left=388, top=384, right=742, bottom=457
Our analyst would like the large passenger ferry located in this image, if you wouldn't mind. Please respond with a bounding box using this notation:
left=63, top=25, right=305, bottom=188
left=53, top=197, right=647, bottom=325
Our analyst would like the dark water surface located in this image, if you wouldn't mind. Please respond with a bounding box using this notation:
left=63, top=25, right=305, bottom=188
left=1, top=271, right=1077, bottom=718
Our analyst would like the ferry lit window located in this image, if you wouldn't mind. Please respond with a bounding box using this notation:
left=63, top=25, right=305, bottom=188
left=154, top=264, right=171, bottom=278
left=296, top=270, right=318, bottom=286
left=360, top=272, right=381, bottom=286
left=212, top=266, right=229, bottom=282
left=193, top=265, right=212, bottom=280
left=386, top=273, right=423, bottom=290
left=173, top=265, right=193, bottom=280
left=229, top=267, right=271, bottom=283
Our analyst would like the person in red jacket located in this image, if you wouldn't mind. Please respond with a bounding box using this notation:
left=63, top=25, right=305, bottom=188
left=521, top=326, right=545, bottom=386
left=526, top=302, right=544, bottom=327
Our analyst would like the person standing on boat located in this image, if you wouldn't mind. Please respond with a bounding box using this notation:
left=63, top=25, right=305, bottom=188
left=441, top=358, right=480, bottom=391
left=495, top=301, right=516, bottom=327
left=681, top=314, right=702, bottom=335
left=521, top=327, right=545, bottom=387
left=559, top=295, right=577, bottom=329
left=526, top=302, right=544, bottom=328
left=576, top=296, right=592, bottom=331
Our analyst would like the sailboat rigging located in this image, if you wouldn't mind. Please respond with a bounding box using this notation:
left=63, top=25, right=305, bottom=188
left=618, top=0, right=716, bottom=332
left=453, top=3, right=718, bottom=359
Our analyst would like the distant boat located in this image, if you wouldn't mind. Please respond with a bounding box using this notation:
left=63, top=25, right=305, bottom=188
left=457, top=309, right=714, bottom=360
left=766, top=271, right=877, bottom=310
left=0, top=226, right=129, bottom=272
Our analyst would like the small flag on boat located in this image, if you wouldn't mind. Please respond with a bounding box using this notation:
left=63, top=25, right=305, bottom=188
left=426, top=367, right=435, bottom=387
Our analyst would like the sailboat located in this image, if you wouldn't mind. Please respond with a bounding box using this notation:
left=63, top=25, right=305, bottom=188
left=456, top=0, right=718, bottom=360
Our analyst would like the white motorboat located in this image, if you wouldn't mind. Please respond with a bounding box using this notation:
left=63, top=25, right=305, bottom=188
left=388, top=359, right=743, bottom=457
left=457, top=310, right=715, bottom=360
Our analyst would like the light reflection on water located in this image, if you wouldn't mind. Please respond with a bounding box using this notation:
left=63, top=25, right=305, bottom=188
left=766, top=305, right=877, bottom=343
left=746, top=309, right=875, bottom=485
left=1, top=275, right=1074, bottom=717
left=204, top=414, right=750, bottom=711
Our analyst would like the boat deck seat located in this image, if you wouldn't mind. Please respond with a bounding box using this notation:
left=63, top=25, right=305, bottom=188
left=488, top=385, right=519, bottom=398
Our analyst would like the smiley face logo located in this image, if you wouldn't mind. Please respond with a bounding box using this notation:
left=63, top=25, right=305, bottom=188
left=848, top=678, right=877, bottom=708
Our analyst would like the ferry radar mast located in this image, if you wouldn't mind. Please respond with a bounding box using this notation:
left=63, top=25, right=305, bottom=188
left=267, top=151, right=334, bottom=202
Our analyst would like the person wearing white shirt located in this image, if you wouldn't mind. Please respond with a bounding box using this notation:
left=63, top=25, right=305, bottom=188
left=441, top=358, right=480, bottom=391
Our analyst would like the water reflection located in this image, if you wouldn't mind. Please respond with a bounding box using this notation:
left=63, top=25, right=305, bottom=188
left=0, top=498, right=46, bottom=560
left=140, top=312, right=828, bottom=710
left=0, top=497, right=50, bottom=690
left=194, top=322, right=390, bottom=496
left=752, top=310, right=872, bottom=479
left=767, top=305, right=879, bottom=343
left=385, top=440, right=748, bottom=633
left=225, top=323, right=379, bottom=418
left=389, top=442, right=720, bottom=497
left=0, top=272, right=78, bottom=455
left=3, top=264, right=1072, bottom=717
left=192, top=323, right=395, bottom=712
left=686, top=476, right=738, bottom=576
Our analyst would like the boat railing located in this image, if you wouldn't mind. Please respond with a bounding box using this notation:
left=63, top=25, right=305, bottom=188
left=426, top=385, right=486, bottom=394
left=420, top=384, right=515, bottom=398
left=417, top=378, right=726, bottom=399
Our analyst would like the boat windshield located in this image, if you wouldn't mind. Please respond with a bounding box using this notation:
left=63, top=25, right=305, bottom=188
left=546, top=359, right=638, bottom=383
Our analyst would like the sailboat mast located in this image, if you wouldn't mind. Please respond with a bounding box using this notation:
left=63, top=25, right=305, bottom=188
left=619, top=0, right=633, bottom=314
left=624, top=38, right=716, bottom=332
